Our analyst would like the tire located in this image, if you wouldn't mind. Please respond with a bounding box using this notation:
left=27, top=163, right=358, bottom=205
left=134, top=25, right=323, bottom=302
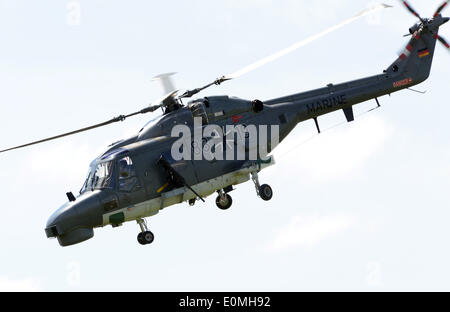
left=137, top=231, right=154, bottom=245
left=259, top=184, right=273, bottom=201
left=137, top=232, right=146, bottom=245
left=216, top=194, right=233, bottom=210
left=143, top=231, right=154, bottom=245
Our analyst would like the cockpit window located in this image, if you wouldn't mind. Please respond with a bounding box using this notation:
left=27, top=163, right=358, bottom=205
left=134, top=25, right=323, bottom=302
left=118, top=156, right=141, bottom=192
left=80, top=170, right=91, bottom=193
left=80, top=161, right=115, bottom=193
left=92, top=161, right=115, bottom=190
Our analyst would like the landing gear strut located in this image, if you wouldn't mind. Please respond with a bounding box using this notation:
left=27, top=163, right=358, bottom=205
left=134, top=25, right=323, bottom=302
left=251, top=172, right=273, bottom=201
left=137, top=218, right=154, bottom=245
left=216, top=189, right=233, bottom=210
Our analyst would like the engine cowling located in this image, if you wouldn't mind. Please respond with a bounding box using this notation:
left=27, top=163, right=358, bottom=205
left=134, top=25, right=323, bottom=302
left=196, top=96, right=265, bottom=123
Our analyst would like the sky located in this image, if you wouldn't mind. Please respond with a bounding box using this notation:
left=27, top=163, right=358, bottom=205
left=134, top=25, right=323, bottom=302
left=0, top=0, right=449, bottom=291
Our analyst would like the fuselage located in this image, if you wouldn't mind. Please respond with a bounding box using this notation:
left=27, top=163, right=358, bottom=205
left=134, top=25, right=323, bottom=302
left=45, top=16, right=446, bottom=247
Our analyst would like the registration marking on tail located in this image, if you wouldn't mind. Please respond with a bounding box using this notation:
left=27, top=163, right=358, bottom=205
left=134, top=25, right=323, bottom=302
left=393, top=77, right=413, bottom=88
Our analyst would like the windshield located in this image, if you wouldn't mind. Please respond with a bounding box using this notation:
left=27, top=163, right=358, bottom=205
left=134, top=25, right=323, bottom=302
left=80, top=161, right=115, bottom=193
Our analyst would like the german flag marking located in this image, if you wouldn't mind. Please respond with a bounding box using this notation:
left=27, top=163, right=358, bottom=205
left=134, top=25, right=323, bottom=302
left=418, top=48, right=430, bottom=58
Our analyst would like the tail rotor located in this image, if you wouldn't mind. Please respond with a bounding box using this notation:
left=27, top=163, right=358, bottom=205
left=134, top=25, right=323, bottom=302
left=399, top=0, right=450, bottom=50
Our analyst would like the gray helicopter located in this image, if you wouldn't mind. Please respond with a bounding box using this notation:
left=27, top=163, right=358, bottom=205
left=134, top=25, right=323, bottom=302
left=1, top=2, right=449, bottom=247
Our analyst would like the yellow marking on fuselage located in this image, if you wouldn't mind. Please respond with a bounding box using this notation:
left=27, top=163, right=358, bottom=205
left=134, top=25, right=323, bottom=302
left=157, top=182, right=169, bottom=193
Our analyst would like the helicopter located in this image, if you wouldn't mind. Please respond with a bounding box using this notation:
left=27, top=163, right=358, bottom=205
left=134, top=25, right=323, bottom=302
left=1, top=1, right=449, bottom=247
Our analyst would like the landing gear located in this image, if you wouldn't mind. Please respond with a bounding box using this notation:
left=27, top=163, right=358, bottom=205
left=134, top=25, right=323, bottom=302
left=136, top=218, right=154, bottom=245
left=251, top=172, right=273, bottom=201
left=216, top=190, right=233, bottom=210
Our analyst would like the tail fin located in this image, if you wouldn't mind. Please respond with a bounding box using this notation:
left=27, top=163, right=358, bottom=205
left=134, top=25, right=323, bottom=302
left=385, top=23, right=440, bottom=84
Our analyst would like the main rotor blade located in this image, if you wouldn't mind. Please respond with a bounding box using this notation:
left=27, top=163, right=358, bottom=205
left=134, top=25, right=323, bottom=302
left=152, top=73, right=177, bottom=95
left=400, top=0, right=424, bottom=22
left=226, top=4, right=392, bottom=80
left=0, top=106, right=159, bottom=154
left=180, top=3, right=391, bottom=98
left=435, top=1, right=449, bottom=17
left=0, top=92, right=181, bottom=154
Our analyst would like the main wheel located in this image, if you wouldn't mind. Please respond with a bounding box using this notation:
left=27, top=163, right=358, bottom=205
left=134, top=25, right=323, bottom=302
left=259, top=184, right=273, bottom=201
left=216, top=194, right=233, bottom=210
left=137, top=231, right=154, bottom=245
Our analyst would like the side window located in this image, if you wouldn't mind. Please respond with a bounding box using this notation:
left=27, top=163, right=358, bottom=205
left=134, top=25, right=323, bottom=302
left=190, top=102, right=209, bottom=124
left=118, top=156, right=141, bottom=192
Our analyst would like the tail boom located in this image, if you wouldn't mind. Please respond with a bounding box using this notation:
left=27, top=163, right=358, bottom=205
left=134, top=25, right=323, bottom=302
left=265, top=18, right=442, bottom=129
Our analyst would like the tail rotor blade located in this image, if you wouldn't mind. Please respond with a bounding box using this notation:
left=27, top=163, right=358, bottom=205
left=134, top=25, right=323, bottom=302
left=435, top=1, right=449, bottom=17
left=400, top=0, right=424, bottom=21
left=437, top=35, right=450, bottom=48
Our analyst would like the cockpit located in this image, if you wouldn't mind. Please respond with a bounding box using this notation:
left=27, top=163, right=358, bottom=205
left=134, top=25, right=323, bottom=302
left=80, top=150, right=141, bottom=194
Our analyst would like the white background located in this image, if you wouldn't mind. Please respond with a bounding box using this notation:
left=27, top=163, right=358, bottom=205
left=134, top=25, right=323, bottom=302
left=0, top=0, right=449, bottom=291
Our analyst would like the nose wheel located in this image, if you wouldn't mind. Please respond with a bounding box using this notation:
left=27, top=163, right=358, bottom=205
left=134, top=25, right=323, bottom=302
left=136, top=218, right=154, bottom=245
left=216, top=190, right=233, bottom=210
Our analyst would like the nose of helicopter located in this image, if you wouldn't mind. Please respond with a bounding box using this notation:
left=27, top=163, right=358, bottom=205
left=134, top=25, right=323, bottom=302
left=45, top=191, right=103, bottom=247
left=443, top=17, right=449, bottom=25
